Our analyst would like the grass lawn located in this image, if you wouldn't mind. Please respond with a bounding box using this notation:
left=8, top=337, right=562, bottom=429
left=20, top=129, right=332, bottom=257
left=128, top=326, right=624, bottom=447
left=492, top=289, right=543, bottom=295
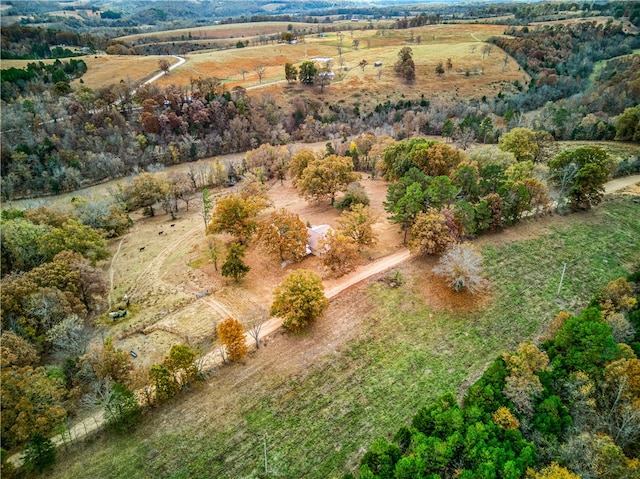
left=43, top=196, right=639, bottom=479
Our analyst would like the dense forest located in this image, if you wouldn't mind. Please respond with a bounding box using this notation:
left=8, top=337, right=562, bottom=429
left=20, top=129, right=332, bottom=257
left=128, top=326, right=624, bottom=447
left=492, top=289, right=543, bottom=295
left=351, top=274, right=640, bottom=479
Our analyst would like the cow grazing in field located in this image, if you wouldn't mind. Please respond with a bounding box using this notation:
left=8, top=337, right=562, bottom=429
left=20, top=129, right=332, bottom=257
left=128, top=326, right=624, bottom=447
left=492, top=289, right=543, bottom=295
left=170, top=224, right=175, bottom=227
left=139, top=247, right=145, bottom=252
left=158, top=231, right=164, bottom=235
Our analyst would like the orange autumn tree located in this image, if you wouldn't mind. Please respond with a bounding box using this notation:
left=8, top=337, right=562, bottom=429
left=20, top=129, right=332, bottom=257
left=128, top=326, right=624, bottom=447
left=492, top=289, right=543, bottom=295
left=217, top=317, right=248, bottom=362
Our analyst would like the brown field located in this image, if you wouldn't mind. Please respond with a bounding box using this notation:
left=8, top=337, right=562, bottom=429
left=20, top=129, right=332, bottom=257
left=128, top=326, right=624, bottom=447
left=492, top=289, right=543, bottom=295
left=117, top=21, right=328, bottom=43
left=1, top=23, right=524, bottom=105
left=152, top=23, right=526, bottom=108
left=103, top=174, right=404, bottom=370
left=1, top=55, right=181, bottom=90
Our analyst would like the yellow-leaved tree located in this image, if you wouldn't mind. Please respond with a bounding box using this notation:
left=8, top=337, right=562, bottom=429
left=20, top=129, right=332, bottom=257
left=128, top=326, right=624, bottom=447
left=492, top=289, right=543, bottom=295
left=271, top=270, right=328, bottom=331
left=217, top=317, right=248, bottom=362
left=256, top=209, right=308, bottom=263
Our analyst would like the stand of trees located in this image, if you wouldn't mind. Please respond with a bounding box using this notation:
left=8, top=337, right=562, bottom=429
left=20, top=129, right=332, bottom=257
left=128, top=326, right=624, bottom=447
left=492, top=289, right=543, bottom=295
left=492, top=22, right=640, bottom=115
left=350, top=273, right=640, bottom=478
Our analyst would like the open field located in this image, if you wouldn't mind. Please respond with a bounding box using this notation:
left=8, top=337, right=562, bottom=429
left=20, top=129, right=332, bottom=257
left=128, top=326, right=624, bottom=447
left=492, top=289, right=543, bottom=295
left=151, top=23, right=526, bottom=109
left=117, top=21, right=330, bottom=43
left=1, top=22, right=525, bottom=107
left=0, top=55, right=181, bottom=90
left=40, top=192, right=640, bottom=479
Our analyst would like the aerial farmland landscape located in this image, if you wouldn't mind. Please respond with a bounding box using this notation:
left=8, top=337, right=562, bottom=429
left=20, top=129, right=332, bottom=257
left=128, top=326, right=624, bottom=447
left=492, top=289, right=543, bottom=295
left=1, top=1, right=639, bottom=478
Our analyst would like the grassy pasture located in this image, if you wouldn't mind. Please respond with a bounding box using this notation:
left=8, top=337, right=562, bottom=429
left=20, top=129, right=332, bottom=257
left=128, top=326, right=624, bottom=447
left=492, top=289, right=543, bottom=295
left=43, top=195, right=640, bottom=479
left=153, top=23, right=525, bottom=109
left=0, top=55, right=181, bottom=90
left=117, top=22, right=328, bottom=43
left=1, top=23, right=524, bottom=106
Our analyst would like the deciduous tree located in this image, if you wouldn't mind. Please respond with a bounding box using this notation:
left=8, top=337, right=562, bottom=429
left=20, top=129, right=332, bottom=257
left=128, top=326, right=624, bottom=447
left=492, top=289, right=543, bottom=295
left=271, top=270, right=328, bottom=331
left=245, top=143, right=291, bottom=181
left=120, top=172, right=169, bottom=217
left=337, top=203, right=378, bottom=246
left=217, top=317, right=248, bottom=362
left=149, top=364, right=179, bottom=403
left=165, top=344, right=199, bottom=387
left=38, top=219, right=109, bottom=265
left=502, top=342, right=550, bottom=416
left=0, top=331, right=39, bottom=368
left=207, top=193, right=266, bottom=244
left=384, top=169, right=431, bottom=244
left=86, top=337, right=133, bottom=386
left=22, top=433, right=56, bottom=473
left=548, top=146, right=613, bottom=211
left=433, top=243, right=484, bottom=293
left=409, top=208, right=456, bottom=256
left=289, top=150, right=315, bottom=184
left=531, top=462, right=580, bottom=479
left=104, top=382, right=141, bottom=433
left=498, top=128, right=539, bottom=163
left=297, top=154, right=357, bottom=205
left=1, top=366, right=67, bottom=448
left=298, top=60, right=317, bottom=84
left=284, top=62, right=298, bottom=83
left=614, top=105, right=640, bottom=142
left=319, top=231, right=360, bottom=277
left=257, top=209, right=308, bottom=263
left=158, top=58, right=171, bottom=74
left=394, top=47, right=415, bottom=82
left=0, top=219, right=49, bottom=275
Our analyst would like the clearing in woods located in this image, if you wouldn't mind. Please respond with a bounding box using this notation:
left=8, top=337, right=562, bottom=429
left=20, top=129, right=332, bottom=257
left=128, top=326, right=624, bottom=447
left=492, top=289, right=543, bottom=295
left=0, top=55, right=182, bottom=90
left=44, top=187, right=640, bottom=478
left=103, top=170, right=405, bottom=371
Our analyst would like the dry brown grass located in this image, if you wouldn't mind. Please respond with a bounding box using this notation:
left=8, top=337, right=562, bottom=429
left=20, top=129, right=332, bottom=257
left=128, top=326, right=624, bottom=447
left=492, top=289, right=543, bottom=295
left=153, top=23, right=526, bottom=108
left=117, top=21, right=324, bottom=43
left=3, top=23, right=525, bottom=105
left=0, top=55, right=180, bottom=90
left=72, top=55, right=181, bottom=89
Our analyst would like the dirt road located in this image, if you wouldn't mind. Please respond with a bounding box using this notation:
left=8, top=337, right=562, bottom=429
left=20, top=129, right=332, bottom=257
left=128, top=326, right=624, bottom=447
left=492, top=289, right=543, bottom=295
left=604, top=174, right=640, bottom=193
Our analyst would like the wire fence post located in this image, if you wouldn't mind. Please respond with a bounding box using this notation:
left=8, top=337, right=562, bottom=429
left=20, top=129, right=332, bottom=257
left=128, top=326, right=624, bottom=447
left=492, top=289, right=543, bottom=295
left=264, top=436, right=268, bottom=476
left=557, top=263, right=567, bottom=295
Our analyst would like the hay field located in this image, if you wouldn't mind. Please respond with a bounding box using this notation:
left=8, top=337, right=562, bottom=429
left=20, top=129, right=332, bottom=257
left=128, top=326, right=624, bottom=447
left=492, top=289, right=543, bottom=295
left=153, top=23, right=525, bottom=107
left=1, top=55, right=180, bottom=89
left=117, top=21, right=325, bottom=43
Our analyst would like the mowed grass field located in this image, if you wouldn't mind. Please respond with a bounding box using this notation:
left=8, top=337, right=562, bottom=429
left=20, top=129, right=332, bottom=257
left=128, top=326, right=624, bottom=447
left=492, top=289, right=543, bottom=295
left=42, top=195, right=640, bottom=479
